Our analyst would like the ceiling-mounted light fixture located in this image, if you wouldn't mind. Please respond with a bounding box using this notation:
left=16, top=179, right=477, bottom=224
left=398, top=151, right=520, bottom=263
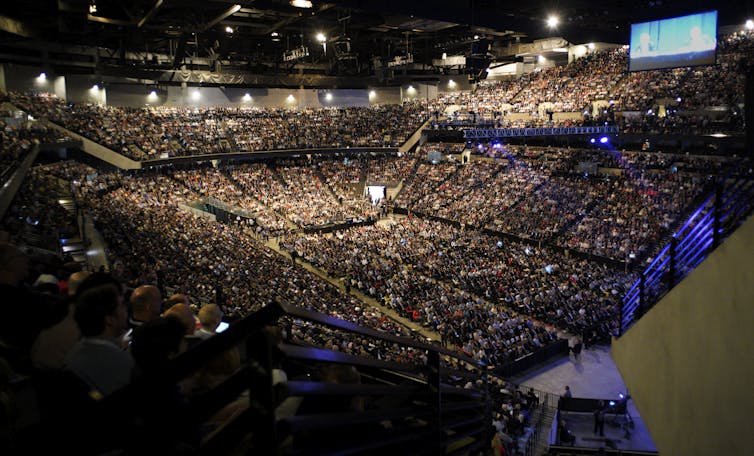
left=290, top=0, right=313, bottom=8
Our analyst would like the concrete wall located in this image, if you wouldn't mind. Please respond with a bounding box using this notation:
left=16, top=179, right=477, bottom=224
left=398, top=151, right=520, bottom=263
left=2, top=63, right=66, bottom=99
left=1, top=63, right=413, bottom=107
left=611, top=215, right=754, bottom=456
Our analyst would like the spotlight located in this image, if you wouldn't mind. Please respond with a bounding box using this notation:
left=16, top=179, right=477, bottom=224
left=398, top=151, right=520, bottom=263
left=37, top=72, right=47, bottom=81
left=147, top=90, right=158, bottom=101
left=587, top=42, right=595, bottom=50
left=225, top=26, right=234, bottom=34
left=448, top=79, right=456, bottom=88
left=547, top=16, right=559, bottom=28
left=747, top=19, right=754, bottom=30
left=407, top=85, right=416, bottom=93
left=290, top=0, right=313, bottom=8
left=368, top=90, right=376, bottom=99
left=191, top=90, right=201, bottom=101
left=676, top=97, right=682, bottom=102
left=325, top=92, right=333, bottom=101
left=287, top=94, right=295, bottom=102
left=599, top=136, right=609, bottom=144
left=316, top=32, right=326, bottom=43
left=538, top=55, right=546, bottom=64
left=590, top=138, right=596, bottom=144
left=91, top=84, right=99, bottom=91
left=243, top=93, right=252, bottom=102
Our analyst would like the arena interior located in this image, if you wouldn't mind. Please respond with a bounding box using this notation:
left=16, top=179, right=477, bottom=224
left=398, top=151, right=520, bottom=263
left=0, top=1, right=753, bottom=455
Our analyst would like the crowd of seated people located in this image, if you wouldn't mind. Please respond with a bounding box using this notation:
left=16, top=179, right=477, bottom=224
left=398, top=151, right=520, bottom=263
left=0, top=113, right=72, bottom=175
left=232, top=160, right=378, bottom=227
left=365, top=152, right=419, bottom=185
left=392, top=144, right=737, bottom=260
left=170, top=166, right=291, bottom=237
left=4, top=30, right=752, bottom=171
left=284, top=217, right=632, bottom=358
left=1, top=164, right=79, bottom=252
left=11, top=162, right=430, bottom=363
left=8, top=92, right=428, bottom=160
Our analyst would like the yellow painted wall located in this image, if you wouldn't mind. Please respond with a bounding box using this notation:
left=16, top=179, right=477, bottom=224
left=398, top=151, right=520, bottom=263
left=612, top=215, right=754, bottom=456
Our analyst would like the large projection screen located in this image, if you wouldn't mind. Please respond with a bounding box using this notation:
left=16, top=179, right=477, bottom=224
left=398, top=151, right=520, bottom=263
left=629, top=11, right=717, bottom=72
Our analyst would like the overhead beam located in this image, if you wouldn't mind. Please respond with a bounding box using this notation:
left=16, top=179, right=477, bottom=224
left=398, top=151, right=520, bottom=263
left=203, top=4, right=242, bottom=31
left=263, top=3, right=335, bottom=35
left=0, top=14, right=36, bottom=38
left=137, top=0, right=164, bottom=29
left=87, top=14, right=133, bottom=27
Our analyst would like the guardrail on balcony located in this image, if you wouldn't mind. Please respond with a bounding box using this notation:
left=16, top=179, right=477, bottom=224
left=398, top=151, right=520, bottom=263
left=619, top=175, right=754, bottom=335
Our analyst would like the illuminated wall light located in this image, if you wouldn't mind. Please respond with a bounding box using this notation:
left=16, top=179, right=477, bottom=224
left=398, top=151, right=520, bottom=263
left=243, top=93, right=252, bottom=102
left=746, top=19, right=754, bottom=30
left=290, top=0, right=313, bottom=8
left=325, top=92, right=333, bottom=101
left=547, top=16, right=559, bottom=28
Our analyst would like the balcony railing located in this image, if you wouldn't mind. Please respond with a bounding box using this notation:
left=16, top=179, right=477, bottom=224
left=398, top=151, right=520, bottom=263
left=619, top=175, right=754, bottom=335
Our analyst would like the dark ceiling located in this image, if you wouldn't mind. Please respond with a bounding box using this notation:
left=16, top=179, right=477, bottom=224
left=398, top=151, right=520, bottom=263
left=0, top=0, right=751, bottom=83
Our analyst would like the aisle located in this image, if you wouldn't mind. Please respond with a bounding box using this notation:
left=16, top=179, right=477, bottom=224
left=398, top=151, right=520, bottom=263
left=262, top=236, right=441, bottom=343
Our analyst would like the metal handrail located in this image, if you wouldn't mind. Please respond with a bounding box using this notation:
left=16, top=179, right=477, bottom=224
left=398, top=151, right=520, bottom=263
left=619, top=175, right=754, bottom=335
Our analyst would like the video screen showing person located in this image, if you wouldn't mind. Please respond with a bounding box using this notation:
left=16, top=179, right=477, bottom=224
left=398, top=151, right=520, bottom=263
left=629, top=11, right=717, bottom=72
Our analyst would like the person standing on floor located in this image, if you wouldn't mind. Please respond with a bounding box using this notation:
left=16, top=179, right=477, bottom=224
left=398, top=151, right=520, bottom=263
left=594, top=400, right=606, bottom=437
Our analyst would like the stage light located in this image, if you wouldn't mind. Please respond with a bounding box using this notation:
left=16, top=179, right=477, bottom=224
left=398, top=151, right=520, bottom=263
left=587, top=42, right=595, bottom=50
left=287, top=94, right=295, bottom=102
left=448, top=79, right=456, bottom=88
left=590, top=138, right=596, bottom=144
left=599, top=136, right=609, bottom=144
left=538, top=55, right=546, bottom=64
left=243, top=93, right=252, bottom=102
left=473, top=35, right=479, bottom=40
left=191, top=90, right=201, bottom=101
left=325, top=92, right=333, bottom=101
left=91, top=84, right=99, bottom=91
left=225, top=26, right=234, bottom=34
left=147, top=90, right=158, bottom=101
left=676, top=97, right=682, bottom=102
left=746, top=19, right=754, bottom=30
left=407, top=85, right=416, bottom=94
left=368, top=90, right=376, bottom=99
left=547, top=16, right=559, bottom=28
left=290, top=0, right=313, bottom=8
left=37, top=72, right=46, bottom=82
left=316, top=32, right=326, bottom=43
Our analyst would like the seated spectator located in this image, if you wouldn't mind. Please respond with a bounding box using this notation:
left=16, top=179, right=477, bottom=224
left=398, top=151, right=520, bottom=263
left=30, top=270, right=91, bottom=370
left=65, top=283, right=134, bottom=396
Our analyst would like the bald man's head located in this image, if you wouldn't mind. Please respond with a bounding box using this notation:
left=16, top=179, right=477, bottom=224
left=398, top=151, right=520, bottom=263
left=67, top=271, right=92, bottom=297
left=164, top=303, right=196, bottom=336
left=198, top=304, right=223, bottom=332
left=130, top=285, right=162, bottom=322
